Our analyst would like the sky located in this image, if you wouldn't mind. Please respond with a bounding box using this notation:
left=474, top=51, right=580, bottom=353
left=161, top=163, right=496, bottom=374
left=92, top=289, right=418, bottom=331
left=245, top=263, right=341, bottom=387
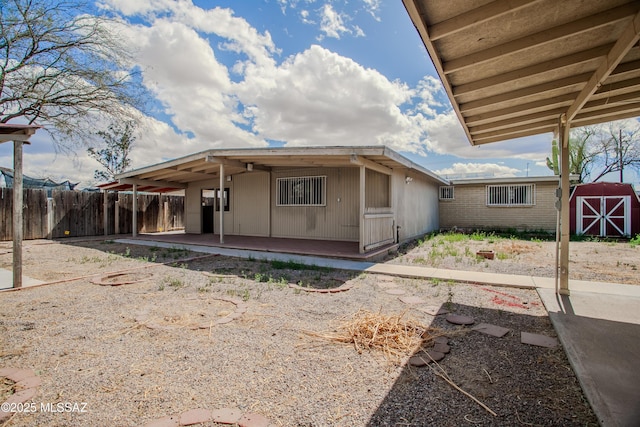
left=1, top=0, right=639, bottom=188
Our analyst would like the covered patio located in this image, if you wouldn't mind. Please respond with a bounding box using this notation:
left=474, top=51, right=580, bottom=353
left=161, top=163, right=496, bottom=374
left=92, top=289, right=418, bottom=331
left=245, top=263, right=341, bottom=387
left=123, top=231, right=394, bottom=261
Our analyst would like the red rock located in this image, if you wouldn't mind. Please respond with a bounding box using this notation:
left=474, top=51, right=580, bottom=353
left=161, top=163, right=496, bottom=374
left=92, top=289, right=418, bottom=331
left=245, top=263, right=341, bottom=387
left=408, top=355, right=428, bottom=367
left=0, top=367, right=20, bottom=378
left=4, top=369, right=35, bottom=383
left=4, top=387, right=37, bottom=404
left=433, top=336, right=449, bottom=344
left=399, top=296, right=426, bottom=305
left=433, top=343, right=450, bottom=354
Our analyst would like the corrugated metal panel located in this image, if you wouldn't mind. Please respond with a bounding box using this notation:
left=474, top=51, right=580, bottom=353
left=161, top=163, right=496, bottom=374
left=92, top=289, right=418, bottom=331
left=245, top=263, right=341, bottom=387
left=233, top=171, right=270, bottom=236
left=271, top=167, right=359, bottom=241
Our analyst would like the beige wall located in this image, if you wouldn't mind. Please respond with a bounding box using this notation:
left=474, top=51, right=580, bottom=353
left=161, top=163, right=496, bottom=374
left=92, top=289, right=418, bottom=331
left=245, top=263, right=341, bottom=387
left=439, top=181, right=558, bottom=232
left=393, top=169, right=440, bottom=242
left=232, top=171, right=269, bottom=236
left=271, top=167, right=359, bottom=241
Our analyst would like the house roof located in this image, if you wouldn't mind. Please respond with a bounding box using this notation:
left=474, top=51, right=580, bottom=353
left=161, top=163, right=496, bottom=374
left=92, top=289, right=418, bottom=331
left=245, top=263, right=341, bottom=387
left=101, top=146, right=449, bottom=193
left=448, top=175, right=563, bottom=185
left=402, top=0, right=640, bottom=145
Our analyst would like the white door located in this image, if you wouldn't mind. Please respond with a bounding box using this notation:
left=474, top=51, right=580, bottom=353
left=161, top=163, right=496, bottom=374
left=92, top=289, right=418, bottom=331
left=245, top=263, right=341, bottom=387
left=577, top=196, right=631, bottom=237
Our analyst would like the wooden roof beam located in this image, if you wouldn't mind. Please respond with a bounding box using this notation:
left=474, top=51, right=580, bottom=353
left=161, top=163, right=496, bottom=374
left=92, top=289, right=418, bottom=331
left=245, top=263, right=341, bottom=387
left=119, top=178, right=187, bottom=189
left=350, top=154, right=392, bottom=175
left=444, top=3, right=638, bottom=74
left=454, top=44, right=612, bottom=97
left=429, top=0, right=543, bottom=41
left=566, top=10, right=640, bottom=122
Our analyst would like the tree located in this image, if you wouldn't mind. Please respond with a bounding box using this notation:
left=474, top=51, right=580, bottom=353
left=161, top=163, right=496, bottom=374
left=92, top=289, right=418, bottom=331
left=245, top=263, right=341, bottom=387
left=0, top=0, right=144, bottom=149
left=546, top=121, right=640, bottom=183
left=87, top=121, right=136, bottom=182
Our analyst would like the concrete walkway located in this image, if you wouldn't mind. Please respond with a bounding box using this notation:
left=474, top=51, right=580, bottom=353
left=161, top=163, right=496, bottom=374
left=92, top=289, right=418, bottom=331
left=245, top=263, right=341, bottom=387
left=3, top=238, right=637, bottom=426
left=0, top=268, right=44, bottom=290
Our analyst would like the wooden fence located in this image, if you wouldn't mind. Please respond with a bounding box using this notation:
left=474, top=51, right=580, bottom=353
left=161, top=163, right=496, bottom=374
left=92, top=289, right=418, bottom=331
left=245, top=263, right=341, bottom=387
left=0, top=188, right=184, bottom=241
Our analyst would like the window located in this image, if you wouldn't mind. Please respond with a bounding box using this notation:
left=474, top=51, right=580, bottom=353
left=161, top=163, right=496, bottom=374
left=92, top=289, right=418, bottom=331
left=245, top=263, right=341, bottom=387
left=439, top=186, right=454, bottom=200
left=277, top=176, right=326, bottom=206
left=486, top=184, right=535, bottom=206
left=215, top=188, right=230, bottom=211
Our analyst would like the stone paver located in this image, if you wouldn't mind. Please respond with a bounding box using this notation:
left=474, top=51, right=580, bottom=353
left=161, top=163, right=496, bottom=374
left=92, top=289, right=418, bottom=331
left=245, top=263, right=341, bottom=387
left=385, top=288, right=406, bottom=295
left=416, top=305, right=449, bottom=316
left=399, top=296, right=426, bottom=305
left=3, top=368, right=35, bottom=383
left=144, top=415, right=180, bottom=427
left=521, top=332, right=558, bottom=348
left=433, top=336, right=449, bottom=344
left=433, top=343, right=450, bottom=354
left=211, top=408, right=243, bottom=424
left=445, top=314, right=475, bottom=325
left=473, top=323, right=510, bottom=338
left=238, top=412, right=271, bottom=427
left=179, top=408, right=212, bottom=425
left=14, top=376, right=42, bottom=391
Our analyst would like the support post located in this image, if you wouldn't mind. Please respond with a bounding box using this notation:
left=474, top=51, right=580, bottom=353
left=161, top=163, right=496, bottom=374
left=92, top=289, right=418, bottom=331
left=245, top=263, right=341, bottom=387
left=13, top=140, right=23, bottom=288
left=219, top=164, right=224, bottom=244
left=559, top=117, right=571, bottom=295
left=115, top=198, right=120, bottom=235
left=359, top=165, right=366, bottom=254
left=103, top=190, right=108, bottom=236
left=132, top=184, right=138, bottom=238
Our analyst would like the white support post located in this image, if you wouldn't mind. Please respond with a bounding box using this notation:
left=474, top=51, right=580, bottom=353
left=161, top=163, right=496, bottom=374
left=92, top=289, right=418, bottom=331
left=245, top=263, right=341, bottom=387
left=359, top=165, right=366, bottom=254
left=132, top=184, right=138, bottom=238
left=219, top=164, right=224, bottom=244
left=13, top=140, right=23, bottom=288
left=103, top=190, right=108, bottom=236
left=559, top=117, right=571, bottom=295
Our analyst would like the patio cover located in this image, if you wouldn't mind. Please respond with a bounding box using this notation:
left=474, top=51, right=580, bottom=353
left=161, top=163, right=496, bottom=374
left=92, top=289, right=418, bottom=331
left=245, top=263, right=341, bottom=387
left=402, top=0, right=640, bottom=294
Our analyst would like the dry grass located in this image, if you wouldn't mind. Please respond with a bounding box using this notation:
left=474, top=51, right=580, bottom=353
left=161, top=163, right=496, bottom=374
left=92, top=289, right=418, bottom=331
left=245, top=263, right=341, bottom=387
left=1, top=377, right=13, bottom=402
left=306, top=309, right=442, bottom=364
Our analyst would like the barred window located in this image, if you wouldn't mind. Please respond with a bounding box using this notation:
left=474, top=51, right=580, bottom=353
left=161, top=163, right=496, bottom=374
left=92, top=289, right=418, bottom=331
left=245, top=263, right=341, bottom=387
left=439, top=186, right=454, bottom=200
left=277, top=176, right=326, bottom=206
left=486, top=184, right=535, bottom=206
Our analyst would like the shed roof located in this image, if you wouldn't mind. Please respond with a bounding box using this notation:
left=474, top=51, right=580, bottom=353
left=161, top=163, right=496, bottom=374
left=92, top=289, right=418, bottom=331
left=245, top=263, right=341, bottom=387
left=402, top=0, right=640, bottom=145
left=101, top=146, right=448, bottom=193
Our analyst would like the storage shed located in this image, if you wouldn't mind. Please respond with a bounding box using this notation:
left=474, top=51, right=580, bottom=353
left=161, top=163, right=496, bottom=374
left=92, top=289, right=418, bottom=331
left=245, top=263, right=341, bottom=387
left=570, top=182, right=640, bottom=237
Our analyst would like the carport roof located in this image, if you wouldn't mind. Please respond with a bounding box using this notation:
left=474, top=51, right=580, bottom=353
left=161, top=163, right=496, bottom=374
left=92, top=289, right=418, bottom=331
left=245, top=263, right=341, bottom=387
left=99, top=145, right=448, bottom=193
left=402, top=0, right=640, bottom=145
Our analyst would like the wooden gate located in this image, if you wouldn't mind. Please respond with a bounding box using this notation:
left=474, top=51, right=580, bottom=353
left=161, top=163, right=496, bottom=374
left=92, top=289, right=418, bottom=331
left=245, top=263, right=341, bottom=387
left=576, top=196, right=631, bottom=237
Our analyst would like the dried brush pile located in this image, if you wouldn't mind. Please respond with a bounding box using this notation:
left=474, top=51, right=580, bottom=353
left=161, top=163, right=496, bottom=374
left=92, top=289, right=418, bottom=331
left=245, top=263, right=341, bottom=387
left=308, top=309, right=440, bottom=364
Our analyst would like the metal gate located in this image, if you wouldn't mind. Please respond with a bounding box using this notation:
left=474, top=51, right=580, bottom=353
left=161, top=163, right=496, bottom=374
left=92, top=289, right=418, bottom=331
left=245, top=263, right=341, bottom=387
left=576, top=196, right=631, bottom=237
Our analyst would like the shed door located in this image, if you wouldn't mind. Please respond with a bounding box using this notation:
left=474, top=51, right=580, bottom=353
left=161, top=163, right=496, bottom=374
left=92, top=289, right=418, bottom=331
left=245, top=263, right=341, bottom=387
left=577, top=196, right=631, bottom=237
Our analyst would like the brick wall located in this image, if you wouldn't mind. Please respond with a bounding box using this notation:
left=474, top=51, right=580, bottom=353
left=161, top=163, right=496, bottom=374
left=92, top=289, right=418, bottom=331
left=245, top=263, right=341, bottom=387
left=439, top=181, right=558, bottom=232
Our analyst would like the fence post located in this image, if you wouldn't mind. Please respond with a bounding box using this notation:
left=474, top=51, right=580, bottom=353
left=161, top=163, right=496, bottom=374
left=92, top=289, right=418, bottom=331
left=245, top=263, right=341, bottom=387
left=47, top=198, right=54, bottom=239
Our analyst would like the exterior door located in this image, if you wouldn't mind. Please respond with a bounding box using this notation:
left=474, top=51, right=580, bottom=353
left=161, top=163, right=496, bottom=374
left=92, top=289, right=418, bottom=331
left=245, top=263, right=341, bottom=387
left=577, top=196, right=630, bottom=237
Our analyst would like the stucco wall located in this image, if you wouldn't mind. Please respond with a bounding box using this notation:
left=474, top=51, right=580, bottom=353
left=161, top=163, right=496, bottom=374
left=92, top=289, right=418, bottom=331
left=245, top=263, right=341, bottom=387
left=439, top=181, right=558, bottom=232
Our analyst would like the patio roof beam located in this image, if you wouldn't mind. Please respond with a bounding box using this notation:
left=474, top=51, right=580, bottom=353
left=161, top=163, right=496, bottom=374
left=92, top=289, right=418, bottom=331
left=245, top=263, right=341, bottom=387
left=119, top=178, right=187, bottom=190
left=350, top=155, right=392, bottom=175
left=566, top=10, right=640, bottom=122
left=429, top=0, right=542, bottom=41
left=443, top=3, right=638, bottom=74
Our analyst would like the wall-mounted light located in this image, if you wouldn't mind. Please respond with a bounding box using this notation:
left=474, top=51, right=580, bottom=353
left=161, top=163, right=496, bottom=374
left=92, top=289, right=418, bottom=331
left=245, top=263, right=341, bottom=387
left=405, top=176, right=413, bottom=184
left=247, top=163, right=253, bottom=171
left=227, top=175, right=232, bottom=182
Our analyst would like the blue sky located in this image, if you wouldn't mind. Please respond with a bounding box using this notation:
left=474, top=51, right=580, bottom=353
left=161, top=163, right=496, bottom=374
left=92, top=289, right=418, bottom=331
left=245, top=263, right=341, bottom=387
left=1, top=0, right=638, bottom=187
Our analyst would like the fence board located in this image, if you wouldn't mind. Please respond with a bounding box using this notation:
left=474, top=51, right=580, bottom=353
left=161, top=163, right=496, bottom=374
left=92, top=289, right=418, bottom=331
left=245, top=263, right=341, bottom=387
left=0, top=188, right=184, bottom=241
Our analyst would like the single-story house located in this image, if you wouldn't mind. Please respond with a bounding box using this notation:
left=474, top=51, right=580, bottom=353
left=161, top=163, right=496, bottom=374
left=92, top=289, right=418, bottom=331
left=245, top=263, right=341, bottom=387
left=108, top=146, right=449, bottom=254
left=570, top=182, right=640, bottom=237
left=438, top=176, right=562, bottom=233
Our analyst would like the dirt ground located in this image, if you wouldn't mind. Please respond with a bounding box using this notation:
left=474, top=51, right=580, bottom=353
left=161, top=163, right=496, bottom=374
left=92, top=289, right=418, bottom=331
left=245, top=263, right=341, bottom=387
left=1, top=233, right=634, bottom=426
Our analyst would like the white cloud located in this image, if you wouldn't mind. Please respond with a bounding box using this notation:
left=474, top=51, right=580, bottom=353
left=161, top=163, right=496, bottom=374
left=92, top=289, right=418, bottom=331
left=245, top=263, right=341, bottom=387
left=236, top=45, right=433, bottom=153
left=435, top=162, right=520, bottom=179
left=318, top=4, right=351, bottom=39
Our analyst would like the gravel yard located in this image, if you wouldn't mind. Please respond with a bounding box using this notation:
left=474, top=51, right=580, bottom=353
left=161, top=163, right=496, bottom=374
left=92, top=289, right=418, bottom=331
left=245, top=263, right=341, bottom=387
left=2, top=234, right=632, bottom=426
